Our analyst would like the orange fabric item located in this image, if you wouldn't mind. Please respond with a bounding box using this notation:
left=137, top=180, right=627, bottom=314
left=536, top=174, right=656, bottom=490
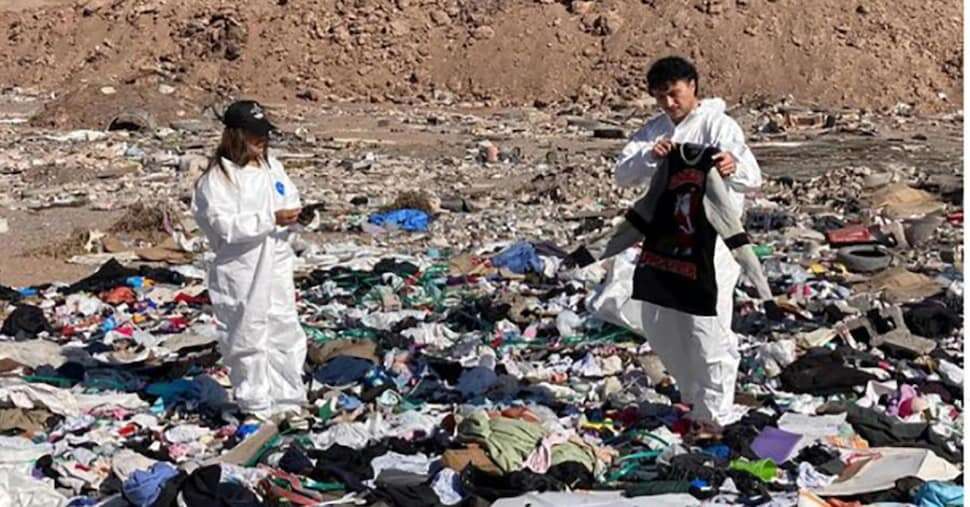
left=100, top=286, right=136, bottom=305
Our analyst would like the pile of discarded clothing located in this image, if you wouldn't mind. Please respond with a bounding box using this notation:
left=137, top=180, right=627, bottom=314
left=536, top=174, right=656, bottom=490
left=0, top=169, right=963, bottom=506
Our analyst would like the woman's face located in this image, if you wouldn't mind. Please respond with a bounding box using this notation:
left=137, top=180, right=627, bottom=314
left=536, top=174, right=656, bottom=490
left=244, top=133, right=268, bottom=158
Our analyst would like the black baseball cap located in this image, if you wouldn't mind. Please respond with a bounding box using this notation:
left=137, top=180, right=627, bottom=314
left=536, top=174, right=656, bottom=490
left=221, top=100, right=276, bottom=137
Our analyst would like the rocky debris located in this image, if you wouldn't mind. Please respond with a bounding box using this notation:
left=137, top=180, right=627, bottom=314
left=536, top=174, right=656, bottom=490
left=0, top=0, right=961, bottom=128
left=472, top=25, right=496, bottom=40
left=175, top=11, right=249, bottom=62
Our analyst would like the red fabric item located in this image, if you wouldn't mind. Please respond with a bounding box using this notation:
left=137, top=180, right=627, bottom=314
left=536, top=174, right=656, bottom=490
left=216, top=425, right=238, bottom=438
left=610, top=407, right=641, bottom=428
left=174, top=292, right=210, bottom=306
left=948, top=211, right=963, bottom=225
left=671, top=418, right=691, bottom=436
left=826, top=225, right=875, bottom=245
left=117, top=424, right=138, bottom=437
left=165, top=316, right=189, bottom=332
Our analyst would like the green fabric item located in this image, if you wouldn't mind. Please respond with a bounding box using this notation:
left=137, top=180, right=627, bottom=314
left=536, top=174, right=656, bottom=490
left=618, top=450, right=661, bottom=462
left=245, top=434, right=282, bottom=468
left=624, top=481, right=692, bottom=497
left=729, top=458, right=777, bottom=481
left=317, top=400, right=336, bottom=423
left=550, top=441, right=597, bottom=472
left=302, top=325, right=335, bottom=342
left=606, top=450, right=662, bottom=481
left=302, top=478, right=344, bottom=492
left=458, top=412, right=546, bottom=473
left=753, top=245, right=774, bottom=258
left=398, top=397, right=423, bottom=412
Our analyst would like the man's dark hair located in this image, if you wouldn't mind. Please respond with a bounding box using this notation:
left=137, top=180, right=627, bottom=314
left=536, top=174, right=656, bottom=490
left=647, top=56, right=699, bottom=94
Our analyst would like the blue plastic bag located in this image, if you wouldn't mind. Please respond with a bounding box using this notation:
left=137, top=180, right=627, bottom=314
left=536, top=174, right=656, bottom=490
left=368, top=209, right=430, bottom=232
left=491, top=241, right=544, bottom=274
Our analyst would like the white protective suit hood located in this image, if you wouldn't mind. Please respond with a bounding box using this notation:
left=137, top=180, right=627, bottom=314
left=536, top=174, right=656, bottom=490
left=693, top=98, right=727, bottom=116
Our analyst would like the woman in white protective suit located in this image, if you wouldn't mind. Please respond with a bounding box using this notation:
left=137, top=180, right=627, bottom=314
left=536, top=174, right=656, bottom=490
left=572, top=57, right=768, bottom=433
left=192, top=100, right=307, bottom=423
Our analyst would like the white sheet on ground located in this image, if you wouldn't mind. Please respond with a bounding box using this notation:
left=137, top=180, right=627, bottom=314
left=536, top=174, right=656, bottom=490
left=816, top=447, right=961, bottom=496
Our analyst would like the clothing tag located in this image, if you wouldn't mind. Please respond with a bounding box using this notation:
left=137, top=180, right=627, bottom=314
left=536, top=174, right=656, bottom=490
left=275, top=181, right=285, bottom=196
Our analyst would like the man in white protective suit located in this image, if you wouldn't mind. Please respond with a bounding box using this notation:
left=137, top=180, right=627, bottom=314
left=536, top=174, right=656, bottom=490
left=585, top=56, right=766, bottom=430
left=192, top=100, right=307, bottom=425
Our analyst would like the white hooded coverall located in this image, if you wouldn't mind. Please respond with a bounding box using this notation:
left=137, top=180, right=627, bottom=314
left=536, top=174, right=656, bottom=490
left=192, top=156, right=307, bottom=418
left=606, top=98, right=764, bottom=425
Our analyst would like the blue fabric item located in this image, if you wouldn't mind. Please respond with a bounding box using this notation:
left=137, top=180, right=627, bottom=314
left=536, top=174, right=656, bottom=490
left=236, top=423, right=261, bottom=439
left=701, top=444, right=731, bottom=461
left=146, top=379, right=200, bottom=408
left=457, top=366, right=498, bottom=397
left=338, top=394, right=363, bottom=410
left=66, top=499, right=97, bottom=507
left=17, top=287, right=38, bottom=297
left=100, top=316, right=117, bottom=332
left=915, top=481, right=964, bottom=507
left=491, top=242, right=544, bottom=274
left=689, top=479, right=708, bottom=489
left=149, top=398, right=165, bottom=415
left=192, top=375, right=229, bottom=407
left=364, top=367, right=392, bottom=389
left=123, top=462, right=179, bottom=507
left=314, top=356, right=375, bottom=385
left=275, top=181, right=286, bottom=196
left=367, top=209, right=430, bottom=232
left=126, top=276, right=144, bottom=288
left=83, top=368, right=146, bottom=392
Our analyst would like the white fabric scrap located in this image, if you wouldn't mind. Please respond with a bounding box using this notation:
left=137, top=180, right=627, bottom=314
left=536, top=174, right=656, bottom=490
left=432, top=468, right=464, bottom=505
left=360, top=310, right=427, bottom=331
left=0, top=340, right=68, bottom=368
left=401, top=323, right=459, bottom=348
left=0, top=468, right=68, bottom=507
left=309, top=420, right=384, bottom=450
left=796, top=462, right=836, bottom=489
left=369, top=451, right=433, bottom=482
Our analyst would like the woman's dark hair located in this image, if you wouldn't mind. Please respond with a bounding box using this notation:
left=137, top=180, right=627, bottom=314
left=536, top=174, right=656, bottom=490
left=202, top=127, right=269, bottom=180
left=647, top=56, right=699, bottom=95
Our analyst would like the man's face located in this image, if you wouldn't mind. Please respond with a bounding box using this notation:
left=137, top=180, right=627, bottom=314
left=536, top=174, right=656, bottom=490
left=650, top=79, right=698, bottom=123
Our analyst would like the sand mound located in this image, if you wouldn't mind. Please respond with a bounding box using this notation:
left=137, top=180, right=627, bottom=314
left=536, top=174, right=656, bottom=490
left=0, top=0, right=961, bottom=128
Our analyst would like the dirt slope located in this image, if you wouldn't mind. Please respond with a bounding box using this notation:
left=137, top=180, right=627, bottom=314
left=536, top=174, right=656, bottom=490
left=0, top=0, right=961, bottom=128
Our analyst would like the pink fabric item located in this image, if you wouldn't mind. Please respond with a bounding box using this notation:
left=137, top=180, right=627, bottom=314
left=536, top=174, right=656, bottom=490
left=887, top=384, right=919, bottom=418
left=167, top=443, right=191, bottom=460
left=91, top=407, right=131, bottom=420
left=524, top=433, right=571, bottom=473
